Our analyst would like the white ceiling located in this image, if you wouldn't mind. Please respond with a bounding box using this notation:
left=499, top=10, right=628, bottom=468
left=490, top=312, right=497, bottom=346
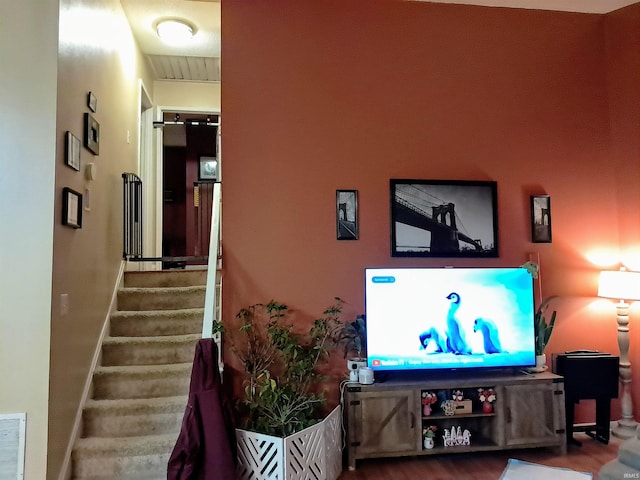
left=415, top=0, right=639, bottom=13
left=120, top=0, right=638, bottom=82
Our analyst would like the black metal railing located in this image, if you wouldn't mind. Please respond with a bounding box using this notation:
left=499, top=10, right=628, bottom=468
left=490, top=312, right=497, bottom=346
left=122, top=173, right=143, bottom=260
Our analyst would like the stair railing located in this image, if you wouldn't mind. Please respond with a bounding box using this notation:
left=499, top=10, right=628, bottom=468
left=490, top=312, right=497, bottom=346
left=202, top=182, right=222, bottom=350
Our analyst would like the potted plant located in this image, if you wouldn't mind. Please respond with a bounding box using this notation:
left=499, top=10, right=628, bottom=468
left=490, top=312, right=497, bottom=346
left=216, top=298, right=344, bottom=480
left=534, top=296, right=558, bottom=370
left=423, top=425, right=437, bottom=449
left=335, top=314, right=367, bottom=380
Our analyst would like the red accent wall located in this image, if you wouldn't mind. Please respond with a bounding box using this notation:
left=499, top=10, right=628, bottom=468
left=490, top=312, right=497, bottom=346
left=222, top=0, right=640, bottom=422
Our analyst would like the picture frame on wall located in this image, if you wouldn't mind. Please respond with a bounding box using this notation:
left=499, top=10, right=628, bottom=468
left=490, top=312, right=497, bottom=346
left=62, top=187, right=83, bottom=229
left=198, top=156, right=218, bottom=181
left=530, top=195, right=552, bottom=243
left=84, top=113, right=100, bottom=155
left=65, top=131, right=81, bottom=171
left=87, top=91, right=98, bottom=113
left=336, top=190, right=358, bottom=240
left=390, top=179, right=498, bottom=257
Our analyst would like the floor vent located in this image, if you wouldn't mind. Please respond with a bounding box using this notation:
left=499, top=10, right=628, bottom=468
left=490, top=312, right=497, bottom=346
left=0, top=413, right=26, bottom=479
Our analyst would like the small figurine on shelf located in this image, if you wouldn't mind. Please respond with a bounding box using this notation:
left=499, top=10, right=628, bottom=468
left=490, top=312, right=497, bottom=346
left=421, top=391, right=437, bottom=416
left=452, top=389, right=464, bottom=402
left=423, top=425, right=437, bottom=449
left=478, top=387, right=497, bottom=413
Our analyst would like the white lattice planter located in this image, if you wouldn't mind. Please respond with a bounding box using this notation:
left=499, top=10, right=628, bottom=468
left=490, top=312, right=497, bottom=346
left=236, top=405, right=342, bottom=480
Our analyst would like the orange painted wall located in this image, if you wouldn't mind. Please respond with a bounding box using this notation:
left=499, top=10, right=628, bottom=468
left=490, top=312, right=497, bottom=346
left=222, top=0, right=640, bottom=422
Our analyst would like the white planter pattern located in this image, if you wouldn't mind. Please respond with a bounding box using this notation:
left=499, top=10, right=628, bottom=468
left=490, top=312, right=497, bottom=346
left=236, top=405, right=342, bottom=480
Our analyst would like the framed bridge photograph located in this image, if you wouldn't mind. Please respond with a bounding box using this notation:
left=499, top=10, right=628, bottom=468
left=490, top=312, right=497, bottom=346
left=336, top=190, right=358, bottom=240
left=390, top=179, right=498, bottom=257
left=530, top=195, right=552, bottom=243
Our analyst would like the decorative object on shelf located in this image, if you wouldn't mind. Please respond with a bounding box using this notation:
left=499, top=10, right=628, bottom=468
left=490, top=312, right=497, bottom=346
left=598, top=267, right=640, bottom=439
left=478, top=387, right=497, bottom=413
left=65, top=131, right=81, bottom=171
left=84, top=112, right=100, bottom=155
left=530, top=195, right=552, bottom=243
left=390, top=179, right=498, bottom=258
left=62, top=187, right=83, bottom=229
left=423, top=425, right=437, bottom=449
left=452, top=390, right=464, bottom=402
left=421, top=391, right=437, bottom=416
left=336, top=190, right=358, bottom=240
left=441, top=400, right=456, bottom=416
left=443, top=426, right=471, bottom=447
left=87, top=91, right=97, bottom=113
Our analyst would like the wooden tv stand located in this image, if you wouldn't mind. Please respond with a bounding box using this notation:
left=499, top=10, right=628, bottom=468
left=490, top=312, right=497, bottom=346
left=344, top=370, right=566, bottom=470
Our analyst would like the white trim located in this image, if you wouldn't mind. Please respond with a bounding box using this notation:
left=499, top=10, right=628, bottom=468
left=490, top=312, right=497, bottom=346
left=57, top=261, right=126, bottom=480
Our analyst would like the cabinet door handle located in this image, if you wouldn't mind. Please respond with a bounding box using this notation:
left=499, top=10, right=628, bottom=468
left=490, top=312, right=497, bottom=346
left=409, top=412, right=415, bottom=429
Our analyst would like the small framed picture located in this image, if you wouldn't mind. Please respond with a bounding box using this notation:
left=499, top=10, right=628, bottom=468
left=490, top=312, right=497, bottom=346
left=65, top=131, right=81, bottom=171
left=84, top=113, right=100, bottom=155
left=336, top=190, right=358, bottom=240
left=198, top=156, right=218, bottom=181
left=87, top=91, right=98, bottom=113
left=62, top=187, right=83, bottom=229
left=530, top=195, right=552, bottom=243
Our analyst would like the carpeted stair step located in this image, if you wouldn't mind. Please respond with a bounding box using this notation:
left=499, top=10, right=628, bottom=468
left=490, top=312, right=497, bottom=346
left=102, top=334, right=200, bottom=366
left=124, top=269, right=207, bottom=288
left=109, top=309, right=203, bottom=337
left=72, top=433, right=176, bottom=479
left=92, top=363, right=192, bottom=400
left=82, top=396, right=187, bottom=438
left=117, top=286, right=206, bottom=311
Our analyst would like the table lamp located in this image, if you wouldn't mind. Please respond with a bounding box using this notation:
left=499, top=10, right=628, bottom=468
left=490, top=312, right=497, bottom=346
left=598, top=267, right=640, bottom=438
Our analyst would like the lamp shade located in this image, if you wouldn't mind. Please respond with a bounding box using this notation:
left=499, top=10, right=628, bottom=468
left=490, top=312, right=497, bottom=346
left=598, top=269, right=640, bottom=301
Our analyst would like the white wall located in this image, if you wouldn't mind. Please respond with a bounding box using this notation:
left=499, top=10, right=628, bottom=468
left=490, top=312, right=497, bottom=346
left=0, top=0, right=59, bottom=478
left=153, top=81, right=221, bottom=111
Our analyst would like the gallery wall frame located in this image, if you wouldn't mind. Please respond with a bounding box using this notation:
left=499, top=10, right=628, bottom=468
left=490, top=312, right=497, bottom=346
left=87, top=91, right=98, bottom=113
left=390, top=179, right=498, bottom=257
left=65, top=131, right=81, bottom=171
left=530, top=195, right=552, bottom=243
left=336, top=190, right=358, bottom=240
left=198, top=155, right=218, bottom=181
left=62, top=187, right=83, bottom=229
left=84, top=112, right=100, bottom=155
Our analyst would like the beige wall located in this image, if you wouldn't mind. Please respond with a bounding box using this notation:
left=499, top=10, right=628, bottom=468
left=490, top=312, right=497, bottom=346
left=154, top=81, right=221, bottom=112
left=49, top=1, right=155, bottom=478
left=0, top=0, right=59, bottom=477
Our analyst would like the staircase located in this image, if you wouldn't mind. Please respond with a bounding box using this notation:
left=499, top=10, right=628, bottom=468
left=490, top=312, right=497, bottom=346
left=71, top=269, right=207, bottom=480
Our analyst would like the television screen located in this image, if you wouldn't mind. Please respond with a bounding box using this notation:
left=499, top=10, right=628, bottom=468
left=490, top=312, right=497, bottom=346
left=365, top=267, right=536, bottom=373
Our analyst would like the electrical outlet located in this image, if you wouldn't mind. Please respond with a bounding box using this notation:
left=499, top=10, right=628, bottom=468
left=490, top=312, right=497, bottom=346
left=60, top=294, right=69, bottom=316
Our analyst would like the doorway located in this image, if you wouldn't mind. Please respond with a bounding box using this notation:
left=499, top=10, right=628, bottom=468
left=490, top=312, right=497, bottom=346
left=160, top=111, right=219, bottom=268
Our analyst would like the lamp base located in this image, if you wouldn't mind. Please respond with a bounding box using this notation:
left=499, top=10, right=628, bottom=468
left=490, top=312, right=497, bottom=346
left=612, top=418, right=639, bottom=439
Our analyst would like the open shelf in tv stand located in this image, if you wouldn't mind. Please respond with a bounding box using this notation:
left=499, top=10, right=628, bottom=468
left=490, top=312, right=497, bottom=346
left=343, top=370, right=566, bottom=470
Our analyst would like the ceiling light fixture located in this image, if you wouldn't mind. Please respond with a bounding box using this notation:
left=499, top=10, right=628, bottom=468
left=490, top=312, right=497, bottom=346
left=156, top=19, right=195, bottom=44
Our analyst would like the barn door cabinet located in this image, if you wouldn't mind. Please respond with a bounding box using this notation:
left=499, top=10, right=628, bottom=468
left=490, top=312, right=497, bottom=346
left=344, top=371, right=566, bottom=470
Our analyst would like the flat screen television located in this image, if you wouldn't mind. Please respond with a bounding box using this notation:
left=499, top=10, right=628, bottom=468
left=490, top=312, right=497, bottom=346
left=365, top=267, right=536, bottom=374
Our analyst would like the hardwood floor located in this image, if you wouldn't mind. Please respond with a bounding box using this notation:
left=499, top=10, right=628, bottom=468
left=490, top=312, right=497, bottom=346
left=338, top=433, right=622, bottom=479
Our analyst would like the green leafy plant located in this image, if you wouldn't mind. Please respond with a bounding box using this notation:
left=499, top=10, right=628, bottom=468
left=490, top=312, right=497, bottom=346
left=335, top=314, right=366, bottom=359
left=535, top=296, right=558, bottom=356
left=227, top=298, right=344, bottom=436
